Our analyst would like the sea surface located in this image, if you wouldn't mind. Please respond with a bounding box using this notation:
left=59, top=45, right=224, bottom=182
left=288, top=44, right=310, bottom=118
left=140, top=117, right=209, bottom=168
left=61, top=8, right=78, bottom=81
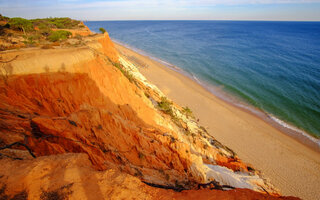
left=85, top=21, right=320, bottom=145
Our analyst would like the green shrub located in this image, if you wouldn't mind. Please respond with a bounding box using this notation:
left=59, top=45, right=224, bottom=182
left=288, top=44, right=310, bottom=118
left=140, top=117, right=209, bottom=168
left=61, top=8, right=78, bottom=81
left=182, top=106, right=194, bottom=118
left=47, top=17, right=80, bottom=29
left=8, top=17, right=33, bottom=34
left=31, top=19, right=51, bottom=28
left=38, top=22, right=50, bottom=30
left=48, top=30, right=72, bottom=42
left=112, top=62, right=135, bottom=83
left=40, top=29, right=52, bottom=37
left=31, top=17, right=80, bottom=29
left=99, top=27, right=106, bottom=34
left=23, top=35, right=40, bottom=45
left=157, top=97, right=184, bottom=128
left=158, top=97, right=173, bottom=114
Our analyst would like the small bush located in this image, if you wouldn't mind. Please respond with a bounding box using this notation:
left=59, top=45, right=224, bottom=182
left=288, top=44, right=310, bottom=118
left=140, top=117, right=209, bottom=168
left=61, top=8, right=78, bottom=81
left=112, top=62, right=135, bottom=83
left=158, top=97, right=173, bottom=114
left=36, top=21, right=52, bottom=29
left=99, top=27, right=106, bottom=34
left=157, top=97, right=186, bottom=128
left=31, top=17, right=80, bottom=29
left=37, top=22, right=52, bottom=36
left=48, top=30, right=72, bottom=42
left=48, top=17, right=80, bottom=29
left=23, top=35, right=37, bottom=46
left=182, top=106, right=194, bottom=118
left=8, top=17, right=33, bottom=34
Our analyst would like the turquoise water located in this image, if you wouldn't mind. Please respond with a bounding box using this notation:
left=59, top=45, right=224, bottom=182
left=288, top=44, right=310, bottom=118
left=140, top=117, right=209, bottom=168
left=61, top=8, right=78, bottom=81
left=85, top=21, right=320, bottom=142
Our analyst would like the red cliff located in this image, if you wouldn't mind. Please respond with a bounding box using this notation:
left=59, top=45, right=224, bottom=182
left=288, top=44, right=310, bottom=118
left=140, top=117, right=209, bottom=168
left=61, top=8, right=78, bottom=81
left=0, top=29, right=299, bottom=199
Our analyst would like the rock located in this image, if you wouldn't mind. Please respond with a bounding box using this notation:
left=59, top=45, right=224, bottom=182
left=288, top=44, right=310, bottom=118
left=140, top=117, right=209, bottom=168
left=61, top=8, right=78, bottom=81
left=0, top=154, right=299, bottom=200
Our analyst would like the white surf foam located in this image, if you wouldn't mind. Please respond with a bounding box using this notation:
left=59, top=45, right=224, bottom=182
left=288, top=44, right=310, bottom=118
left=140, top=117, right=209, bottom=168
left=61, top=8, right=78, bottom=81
left=268, top=114, right=320, bottom=147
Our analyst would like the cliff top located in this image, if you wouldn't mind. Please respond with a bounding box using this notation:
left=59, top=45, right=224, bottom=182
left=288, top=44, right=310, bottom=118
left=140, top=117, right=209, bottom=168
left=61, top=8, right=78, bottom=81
left=0, top=15, right=92, bottom=51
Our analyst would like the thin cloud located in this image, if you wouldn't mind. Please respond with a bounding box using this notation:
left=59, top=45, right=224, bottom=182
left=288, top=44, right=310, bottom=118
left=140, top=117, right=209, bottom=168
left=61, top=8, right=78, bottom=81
left=1, top=0, right=320, bottom=20
left=64, top=0, right=320, bottom=8
left=2, top=0, right=320, bottom=8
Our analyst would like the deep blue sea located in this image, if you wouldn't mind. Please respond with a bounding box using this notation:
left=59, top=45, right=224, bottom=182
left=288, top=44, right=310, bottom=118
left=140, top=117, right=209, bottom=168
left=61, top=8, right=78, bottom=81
left=85, top=21, right=320, bottom=142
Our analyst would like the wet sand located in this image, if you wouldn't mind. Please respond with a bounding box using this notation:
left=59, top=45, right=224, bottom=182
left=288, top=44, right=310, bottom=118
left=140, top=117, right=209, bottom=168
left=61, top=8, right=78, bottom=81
left=114, top=42, right=320, bottom=200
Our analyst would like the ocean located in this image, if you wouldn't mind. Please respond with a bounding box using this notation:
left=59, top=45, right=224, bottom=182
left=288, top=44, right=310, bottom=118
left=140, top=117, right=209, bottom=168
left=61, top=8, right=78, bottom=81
left=85, top=20, right=320, bottom=146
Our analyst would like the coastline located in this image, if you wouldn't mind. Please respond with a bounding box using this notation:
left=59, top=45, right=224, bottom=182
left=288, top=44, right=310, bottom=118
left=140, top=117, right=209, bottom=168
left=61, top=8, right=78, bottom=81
left=114, top=40, right=320, bottom=152
left=114, top=41, right=320, bottom=200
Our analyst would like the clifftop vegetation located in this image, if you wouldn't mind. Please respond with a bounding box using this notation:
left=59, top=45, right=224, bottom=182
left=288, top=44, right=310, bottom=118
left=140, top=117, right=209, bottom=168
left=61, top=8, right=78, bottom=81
left=30, top=17, right=82, bottom=29
left=0, top=15, right=90, bottom=50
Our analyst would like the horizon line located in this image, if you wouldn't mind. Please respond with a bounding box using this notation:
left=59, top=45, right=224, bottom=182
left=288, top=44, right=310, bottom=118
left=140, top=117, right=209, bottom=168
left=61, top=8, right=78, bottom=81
left=82, top=19, right=320, bottom=22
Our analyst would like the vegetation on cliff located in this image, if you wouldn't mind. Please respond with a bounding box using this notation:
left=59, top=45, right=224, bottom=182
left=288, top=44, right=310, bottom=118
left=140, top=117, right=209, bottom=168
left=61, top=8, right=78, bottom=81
left=48, top=30, right=72, bottom=42
left=0, top=15, right=90, bottom=50
left=99, top=27, right=106, bottom=33
left=7, top=16, right=80, bottom=32
left=8, top=17, right=34, bottom=34
left=30, top=17, right=81, bottom=29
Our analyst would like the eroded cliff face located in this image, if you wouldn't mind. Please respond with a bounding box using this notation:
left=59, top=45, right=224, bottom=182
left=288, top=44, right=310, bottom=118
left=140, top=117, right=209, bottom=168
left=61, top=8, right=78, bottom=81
left=0, top=154, right=298, bottom=200
left=0, top=31, right=298, bottom=199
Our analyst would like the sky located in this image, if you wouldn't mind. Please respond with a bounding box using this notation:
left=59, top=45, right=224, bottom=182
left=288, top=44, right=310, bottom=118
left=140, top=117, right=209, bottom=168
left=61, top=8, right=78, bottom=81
left=1, top=0, right=320, bottom=21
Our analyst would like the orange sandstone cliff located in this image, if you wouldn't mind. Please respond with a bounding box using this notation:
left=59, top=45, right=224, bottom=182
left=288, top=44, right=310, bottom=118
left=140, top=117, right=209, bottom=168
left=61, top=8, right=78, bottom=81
left=0, top=30, right=299, bottom=199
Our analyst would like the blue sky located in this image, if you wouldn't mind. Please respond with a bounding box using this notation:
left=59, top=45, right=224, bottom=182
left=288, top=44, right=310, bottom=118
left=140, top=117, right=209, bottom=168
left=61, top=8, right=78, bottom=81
left=1, top=0, right=320, bottom=21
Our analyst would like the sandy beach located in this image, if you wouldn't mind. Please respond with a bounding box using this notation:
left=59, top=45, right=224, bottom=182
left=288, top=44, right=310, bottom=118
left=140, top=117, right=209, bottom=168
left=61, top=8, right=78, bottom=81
left=114, top=42, right=320, bottom=200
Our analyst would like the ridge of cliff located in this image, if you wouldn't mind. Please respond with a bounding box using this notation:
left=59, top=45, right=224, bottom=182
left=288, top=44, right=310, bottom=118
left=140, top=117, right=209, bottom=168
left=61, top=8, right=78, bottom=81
left=0, top=26, right=298, bottom=199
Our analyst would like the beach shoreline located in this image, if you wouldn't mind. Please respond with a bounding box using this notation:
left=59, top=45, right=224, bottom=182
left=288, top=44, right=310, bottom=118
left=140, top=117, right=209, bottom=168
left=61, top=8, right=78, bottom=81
left=114, top=40, right=320, bottom=153
left=114, top=41, right=320, bottom=200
